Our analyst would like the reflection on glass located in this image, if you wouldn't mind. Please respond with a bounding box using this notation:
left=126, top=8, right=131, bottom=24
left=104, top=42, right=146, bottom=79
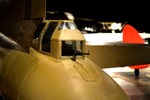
left=42, top=22, right=58, bottom=52
left=62, top=41, right=83, bottom=56
left=58, top=22, right=77, bottom=30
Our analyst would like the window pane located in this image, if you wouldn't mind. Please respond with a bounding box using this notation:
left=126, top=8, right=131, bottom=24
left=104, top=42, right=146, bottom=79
left=34, top=23, right=46, bottom=39
left=58, top=22, right=64, bottom=30
left=42, top=22, right=58, bottom=52
left=65, top=22, right=70, bottom=29
left=68, top=22, right=77, bottom=29
left=58, top=22, right=78, bottom=30
left=62, top=41, right=83, bottom=56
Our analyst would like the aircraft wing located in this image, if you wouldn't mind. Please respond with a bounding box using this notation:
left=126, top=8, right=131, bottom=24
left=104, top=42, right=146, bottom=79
left=85, top=43, right=150, bottom=68
left=139, top=33, right=150, bottom=39
left=83, top=32, right=150, bottom=45
left=84, top=24, right=150, bottom=68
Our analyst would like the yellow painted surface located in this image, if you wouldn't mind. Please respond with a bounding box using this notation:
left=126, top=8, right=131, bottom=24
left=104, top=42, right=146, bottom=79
left=0, top=48, right=130, bottom=100
left=0, top=20, right=130, bottom=100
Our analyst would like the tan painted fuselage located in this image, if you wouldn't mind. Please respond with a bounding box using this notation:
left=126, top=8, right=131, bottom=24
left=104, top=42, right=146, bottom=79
left=0, top=19, right=130, bottom=100
left=0, top=47, right=129, bottom=100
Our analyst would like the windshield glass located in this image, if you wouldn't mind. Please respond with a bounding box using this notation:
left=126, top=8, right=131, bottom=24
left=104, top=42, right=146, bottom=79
left=58, top=22, right=77, bottom=30
left=41, top=22, right=58, bottom=52
left=62, top=41, right=83, bottom=56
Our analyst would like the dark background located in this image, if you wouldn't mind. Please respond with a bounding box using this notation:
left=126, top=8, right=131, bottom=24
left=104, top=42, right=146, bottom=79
left=47, top=1, right=150, bottom=32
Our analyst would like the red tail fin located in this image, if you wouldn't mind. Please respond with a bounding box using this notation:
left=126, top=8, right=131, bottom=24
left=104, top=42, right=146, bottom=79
left=123, top=24, right=145, bottom=44
left=123, top=24, right=149, bottom=69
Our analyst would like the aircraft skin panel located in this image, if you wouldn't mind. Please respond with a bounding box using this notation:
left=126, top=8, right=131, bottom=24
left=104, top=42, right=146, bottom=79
left=0, top=48, right=129, bottom=100
left=85, top=44, right=150, bottom=68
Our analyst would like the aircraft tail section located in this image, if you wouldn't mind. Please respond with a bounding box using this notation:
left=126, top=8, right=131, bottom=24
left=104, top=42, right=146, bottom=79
left=123, top=24, right=145, bottom=44
left=128, top=64, right=149, bottom=69
left=123, top=24, right=149, bottom=69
